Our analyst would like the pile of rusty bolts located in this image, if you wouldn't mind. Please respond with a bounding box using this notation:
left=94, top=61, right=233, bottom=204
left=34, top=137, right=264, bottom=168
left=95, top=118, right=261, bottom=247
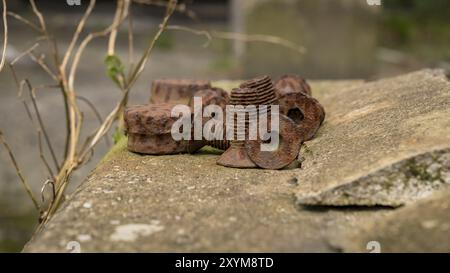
left=124, top=75, right=325, bottom=170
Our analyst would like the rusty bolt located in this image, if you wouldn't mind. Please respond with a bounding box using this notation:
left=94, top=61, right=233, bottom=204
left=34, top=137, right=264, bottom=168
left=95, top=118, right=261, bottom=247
left=278, top=92, right=325, bottom=141
left=189, top=87, right=231, bottom=151
left=217, top=75, right=283, bottom=169
left=124, top=103, right=205, bottom=155
left=274, top=74, right=312, bottom=97
left=216, top=87, right=259, bottom=168
left=188, top=87, right=230, bottom=111
left=150, top=79, right=211, bottom=105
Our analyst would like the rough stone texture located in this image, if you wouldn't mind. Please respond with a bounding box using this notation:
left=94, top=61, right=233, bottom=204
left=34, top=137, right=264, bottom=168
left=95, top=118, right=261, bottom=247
left=24, top=139, right=391, bottom=252
left=23, top=70, right=450, bottom=252
left=295, top=69, right=450, bottom=207
left=333, top=188, right=450, bottom=252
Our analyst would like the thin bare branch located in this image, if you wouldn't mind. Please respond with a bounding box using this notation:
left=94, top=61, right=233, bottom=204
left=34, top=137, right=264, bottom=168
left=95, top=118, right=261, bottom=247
left=127, top=0, right=177, bottom=88
left=7, top=11, right=41, bottom=32
left=37, top=130, right=55, bottom=178
left=133, top=0, right=198, bottom=21
left=108, top=0, right=130, bottom=56
left=68, top=1, right=128, bottom=93
left=213, top=30, right=306, bottom=54
left=166, top=25, right=306, bottom=55
left=79, top=0, right=178, bottom=161
left=29, top=0, right=60, bottom=68
left=40, top=179, right=55, bottom=204
left=165, top=25, right=212, bottom=47
left=28, top=52, right=58, bottom=81
left=61, top=0, right=96, bottom=71
left=0, top=130, right=40, bottom=211
left=25, top=80, right=60, bottom=171
left=10, top=43, right=40, bottom=65
left=127, top=4, right=135, bottom=72
left=76, top=95, right=111, bottom=147
left=0, top=0, right=8, bottom=72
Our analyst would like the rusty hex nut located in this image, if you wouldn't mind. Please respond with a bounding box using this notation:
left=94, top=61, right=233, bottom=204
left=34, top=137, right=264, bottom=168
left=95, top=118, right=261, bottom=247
left=278, top=92, right=325, bottom=141
left=274, top=74, right=312, bottom=97
left=150, top=79, right=211, bottom=105
left=124, top=104, right=204, bottom=155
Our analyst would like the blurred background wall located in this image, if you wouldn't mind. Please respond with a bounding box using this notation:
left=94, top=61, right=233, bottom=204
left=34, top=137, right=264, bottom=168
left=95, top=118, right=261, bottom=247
left=1, top=0, right=449, bottom=252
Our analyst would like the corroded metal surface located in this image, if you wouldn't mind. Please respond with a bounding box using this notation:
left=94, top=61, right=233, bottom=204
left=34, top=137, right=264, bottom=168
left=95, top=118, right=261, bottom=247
left=278, top=92, right=325, bottom=141
left=188, top=87, right=230, bottom=110
left=246, top=114, right=302, bottom=170
left=218, top=75, right=284, bottom=168
left=124, top=104, right=204, bottom=155
left=150, top=79, right=211, bottom=105
left=274, top=74, right=312, bottom=97
left=129, top=75, right=324, bottom=167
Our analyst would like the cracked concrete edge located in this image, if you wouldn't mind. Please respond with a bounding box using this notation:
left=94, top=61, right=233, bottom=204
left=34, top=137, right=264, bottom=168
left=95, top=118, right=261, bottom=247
left=327, top=188, right=450, bottom=252
left=297, top=148, right=450, bottom=207
left=294, top=69, right=450, bottom=207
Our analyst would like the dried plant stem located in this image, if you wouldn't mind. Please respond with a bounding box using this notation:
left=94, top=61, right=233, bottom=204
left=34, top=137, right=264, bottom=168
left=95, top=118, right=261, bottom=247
left=37, top=130, right=55, bottom=179
left=133, top=0, right=198, bottom=21
left=127, top=5, right=135, bottom=71
left=80, top=0, right=177, bottom=161
left=76, top=95, right=111, bottom=147
left=61, top=0, right=96, bottom=71
left=26, top=80, right=60, bottom=171
left=28, top=52, right=58, bottom=81
left=29, top=0, right=60, bottom=67
left=4, top=0, right=179, bottom=228
left=7, top=11, right=40, bottom=32
left=10, top=43, right=40, bottom=65
left=108, top=0, right=130, bottom=56
left=39, top=0, right=178, bottom=228
left=0, top=0, right=7, bottom=72
left=0, top=130, right=41, bottom=211
left=165, top=25, right=306, bottom=54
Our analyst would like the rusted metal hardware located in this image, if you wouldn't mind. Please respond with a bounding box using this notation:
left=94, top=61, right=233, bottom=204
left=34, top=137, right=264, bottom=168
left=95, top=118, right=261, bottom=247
left=126, top=74, right=324, bottom=171
left=246, top=114, right=303, bottom=170
left=274, top=74, right=312, bottom=97
left=217, top=75, right=287, bottom=169
left=150, top=79, right=211, bottom=105
left=189, top=87, right=230, bottom=151
left=124, top=104, right=205, bottom=155
left=188, top=87, right=230, bottom=110
left=278, top=92, right=325, bottom=141
left=216, top=87, right=259, bottom=168
left=207, top=140, right=230, bottom=151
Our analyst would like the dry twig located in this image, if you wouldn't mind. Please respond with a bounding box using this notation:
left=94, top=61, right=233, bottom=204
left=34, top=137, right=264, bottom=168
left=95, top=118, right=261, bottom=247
left=0, top=0, right=8, bottom=72
left=165, top=25, right=306, bottom=54
left=0, top=130, right=41, bottom=211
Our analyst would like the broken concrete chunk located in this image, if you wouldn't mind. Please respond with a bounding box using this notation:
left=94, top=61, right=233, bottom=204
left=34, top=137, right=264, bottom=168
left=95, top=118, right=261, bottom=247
left=295, top=69, right=450, bottom=207
left=334, top=188, right=450, bottom=252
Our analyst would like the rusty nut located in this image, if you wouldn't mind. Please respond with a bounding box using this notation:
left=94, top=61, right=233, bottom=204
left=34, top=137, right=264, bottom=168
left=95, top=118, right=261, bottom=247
left=124, top=103, right=204, bottom=155
left=274, top=74, right=312, bottom=97
left=188, top=87, right=230, bottom=110
left=150, top=79, right=211, bottom=105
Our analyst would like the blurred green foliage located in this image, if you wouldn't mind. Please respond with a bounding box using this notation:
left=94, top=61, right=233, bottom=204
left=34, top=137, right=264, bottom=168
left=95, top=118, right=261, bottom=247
left=381, top=0, right=450, bottom=46
left=379, top=0, right=450, bottom=63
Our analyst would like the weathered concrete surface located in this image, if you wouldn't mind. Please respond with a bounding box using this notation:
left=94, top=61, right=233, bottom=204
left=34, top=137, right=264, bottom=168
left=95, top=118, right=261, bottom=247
left=23, top=139, right=391, bottom=252
left=23, top=70, right=450, bottom=252
left=333, top=188, right=450, bottom=252
left=296, top=69, right=450, bottom=207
